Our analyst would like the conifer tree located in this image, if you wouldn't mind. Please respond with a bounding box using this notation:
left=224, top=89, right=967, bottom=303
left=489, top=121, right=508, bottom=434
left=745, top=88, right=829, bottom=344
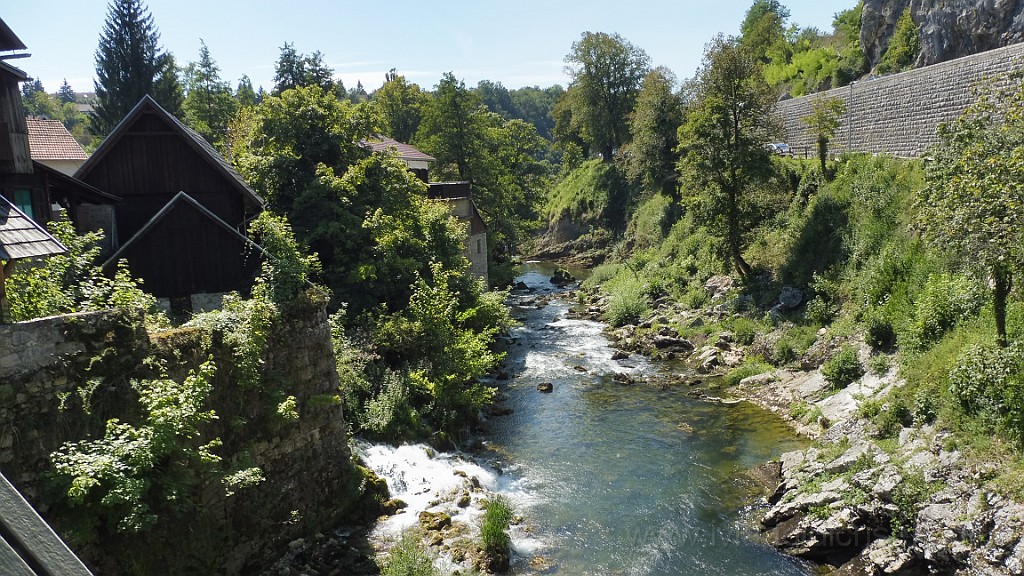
left=92, top=0, right=181, bottom=136
left=183, top=40, right=237, bottom=148
left=58, top=79, right=76, bottom=104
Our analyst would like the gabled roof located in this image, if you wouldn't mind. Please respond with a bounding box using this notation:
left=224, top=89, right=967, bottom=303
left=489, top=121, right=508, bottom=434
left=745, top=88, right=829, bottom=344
left=0, top=17, right=27, bottom=52
left=32, top=161, right=121, bottom=205
left=361, top=136, right=436, bottom=163
left=0, top=60, right=28, bottom=81
left=0, top=196, right=67, bottom=260
left=0, top=471, right=93, bottom=576
left=102, top=191, right=263, bottom=271
left=26, top=118, right=88, bottom=161
left=76, top=95, right=264, bottom=209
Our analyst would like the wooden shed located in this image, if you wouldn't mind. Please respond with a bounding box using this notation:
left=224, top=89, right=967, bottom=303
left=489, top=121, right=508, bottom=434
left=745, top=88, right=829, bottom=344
left=74, top=95, right=264, bottom=247
left=75, top=96, right=265, bottom=306
left=101, top=192, right=263, bottom=307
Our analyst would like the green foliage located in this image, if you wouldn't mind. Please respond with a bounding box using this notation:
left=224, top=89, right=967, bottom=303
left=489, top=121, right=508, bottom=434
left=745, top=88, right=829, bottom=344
left=867, top=353, right=891, bottom=376
left=620, top=67, right=684, bottom=195
left=876, top=8, right=920, bottom=74
left=822, top=345, right=863, bottom=389
left=379, top=530, right=438, bottom=576
left=545, top=159, right=635, bottom=235
left=92, top=0, right=181, bottom=136
left=948, top=342, right=1024, bottom=439
left=373, top=71, right=426, bottom=143
left=678, top=35, right=779, bottom=279
left=248, top=211, right=323, bottom=309
left=6, top=219, right=161, bottom=325
left=605, top=278, right=652, bottom=327
left=921, top=72, right=1024, bottom=346
left=890, top=471, right=932, bottom=536
left=725, top=357, right=772, bottom=386
left=908, top=273, right=986, bottom=349
left=563, top=31, right=651, bottom=160
left=182, top=40, right=238, bottom=149
left=51, top=361, right=221, bottom=535
left=480, top=495, right=514, bottom=557
left=761, top=2, right=867, bottom=94
left=369, top=264, right=511, bottom=435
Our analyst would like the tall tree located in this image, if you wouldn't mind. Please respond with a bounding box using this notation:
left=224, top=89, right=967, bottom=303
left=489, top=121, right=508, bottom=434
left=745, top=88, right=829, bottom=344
left=235, top=75, right=259, bottom=107
left=272, top=43, right=335, bottom=95
left=801, top=95, right=846, bottom=177
left=416, top=72, right=488, bottom=182
left=182, top=40, right=238, bottom=147
left=563, top=31, right=651, bottom=161
left=620, top=67, right=685, bottom=196
left=58, top=79, right=77, bottom=104
left=372, top=70, right=424, bottom=143
left=739, top=0, right=791, bottom=63
left=920, top=76, right=1024, bottom=347
left=92, top=0, right=181, bottom=135
left=677, top=36, right=779, bottom=279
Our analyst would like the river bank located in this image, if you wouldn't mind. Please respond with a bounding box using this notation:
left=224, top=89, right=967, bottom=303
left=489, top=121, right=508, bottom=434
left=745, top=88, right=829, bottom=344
left=576, top=272, right=1024, bottom=575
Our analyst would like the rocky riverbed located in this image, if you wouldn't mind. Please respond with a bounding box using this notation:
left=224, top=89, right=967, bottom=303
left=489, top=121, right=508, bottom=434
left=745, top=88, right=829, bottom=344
left=571, top=272, right=1024, bottom=575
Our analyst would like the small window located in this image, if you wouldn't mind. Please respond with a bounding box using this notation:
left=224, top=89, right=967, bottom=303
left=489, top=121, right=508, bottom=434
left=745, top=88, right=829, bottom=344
left=13, top=189, right=33, bottom=219
left=476, top=239, right=482, bottom=255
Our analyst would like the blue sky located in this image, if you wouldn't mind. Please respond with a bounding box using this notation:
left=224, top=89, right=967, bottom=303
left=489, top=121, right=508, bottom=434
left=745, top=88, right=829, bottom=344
left=5, top=1, right=850, bottom=95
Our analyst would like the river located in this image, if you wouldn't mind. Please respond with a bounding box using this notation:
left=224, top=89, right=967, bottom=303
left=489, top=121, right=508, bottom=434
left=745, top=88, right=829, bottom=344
left=361, top=263, right=812, bottom=575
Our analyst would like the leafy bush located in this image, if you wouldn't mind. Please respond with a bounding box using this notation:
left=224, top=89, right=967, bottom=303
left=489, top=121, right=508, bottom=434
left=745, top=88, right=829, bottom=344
left=822, top=345, right=864, bottom=389
left=51, top=361, right=222, bottom=536
left=909, top=273, right=986, bottom=348
left=865, top=313, right=897, bottom=350
left=728, top=316, right=760, bottom=346
left=867, top=353, right=891, bottom=376
left=948, top=342, right=1024, bottom=439
left=605, top=279, right=651, bottom=327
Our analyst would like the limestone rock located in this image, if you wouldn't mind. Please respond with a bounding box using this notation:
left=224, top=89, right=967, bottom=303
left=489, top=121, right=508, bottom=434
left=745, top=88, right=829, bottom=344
left=862, top=0, right=1024, bottom=70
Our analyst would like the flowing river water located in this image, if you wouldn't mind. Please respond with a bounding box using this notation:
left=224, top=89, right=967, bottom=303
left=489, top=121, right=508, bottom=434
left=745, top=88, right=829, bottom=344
left=360, top=263, right=813, bottom=575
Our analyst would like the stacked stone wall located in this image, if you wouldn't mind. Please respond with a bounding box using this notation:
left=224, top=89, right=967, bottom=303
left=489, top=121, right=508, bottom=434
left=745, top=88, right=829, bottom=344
left=777, top=42, right=1024, bottom=158
left=0, top=301, right=359, bottom=574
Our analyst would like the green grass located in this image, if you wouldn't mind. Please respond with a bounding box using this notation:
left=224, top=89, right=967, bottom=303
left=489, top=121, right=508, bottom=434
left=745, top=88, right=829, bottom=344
left=480, top=495, right=514, bottom=557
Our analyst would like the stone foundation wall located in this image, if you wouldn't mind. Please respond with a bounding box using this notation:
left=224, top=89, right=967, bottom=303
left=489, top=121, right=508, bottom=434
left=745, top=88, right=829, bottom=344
left=0, top=301, right=359, bottom=574
left=776, top=42, right=1024, bottom=158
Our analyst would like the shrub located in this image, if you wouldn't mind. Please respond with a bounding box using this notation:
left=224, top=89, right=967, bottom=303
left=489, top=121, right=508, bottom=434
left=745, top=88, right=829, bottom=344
left=725, top=358, right=772, bottom=386
left=910, top=273, right=986, bottom=348
left=867, top=353, right=891, bottom=376
left=481, top=495, right=514, bottom=557
left=805, top=295, right=836, bottom=326
left=380, top=530, right=438, bottom=576
left=822, top=345, right=864, bottom=389
left=865, top=313, right=897, bottom=350
left=606, top=279, right=651, bottom=327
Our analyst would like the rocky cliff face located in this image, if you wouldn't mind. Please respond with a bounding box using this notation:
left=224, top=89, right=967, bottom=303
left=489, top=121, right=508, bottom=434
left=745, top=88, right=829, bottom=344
left=862, top=0, right=1024, bottom=69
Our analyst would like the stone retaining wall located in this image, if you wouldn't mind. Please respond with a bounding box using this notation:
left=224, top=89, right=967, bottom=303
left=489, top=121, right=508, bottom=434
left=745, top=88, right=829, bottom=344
left=776, top=42, right=1024, bottom=158
left=0, top=302, right=360, bottom=574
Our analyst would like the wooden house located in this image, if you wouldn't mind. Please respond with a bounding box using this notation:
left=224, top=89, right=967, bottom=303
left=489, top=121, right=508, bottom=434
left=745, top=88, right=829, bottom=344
left=0, top=18, right=118, bottom=235
left=75, top=95, right=265, bottom=309
left=361, top=137, right=489, bottom=285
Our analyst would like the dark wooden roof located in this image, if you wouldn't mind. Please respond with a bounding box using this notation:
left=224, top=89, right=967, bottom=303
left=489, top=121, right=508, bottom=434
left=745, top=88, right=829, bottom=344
left=0, top=17, right=27, bottom=52
left=103, top=191, right=264, bottom=271
left=75, top=95, right=263, bottom=210
left=0, top=60, right=28, bottom=82
left=0, top=195, right=67, bottom=260
left=32, top=161, right=121, bottom=205
left=0, top=472, right=93, bottom=575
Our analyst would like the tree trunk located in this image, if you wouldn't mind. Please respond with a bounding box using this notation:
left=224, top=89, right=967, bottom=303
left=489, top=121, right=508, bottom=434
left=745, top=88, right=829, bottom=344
left=818, top=137, right=828, bottom=178
left=602, top=145, right=614, bottom=162
left=994, top=267, right=1012, bottom=348
left=726, top=185, right=751, bottom=279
